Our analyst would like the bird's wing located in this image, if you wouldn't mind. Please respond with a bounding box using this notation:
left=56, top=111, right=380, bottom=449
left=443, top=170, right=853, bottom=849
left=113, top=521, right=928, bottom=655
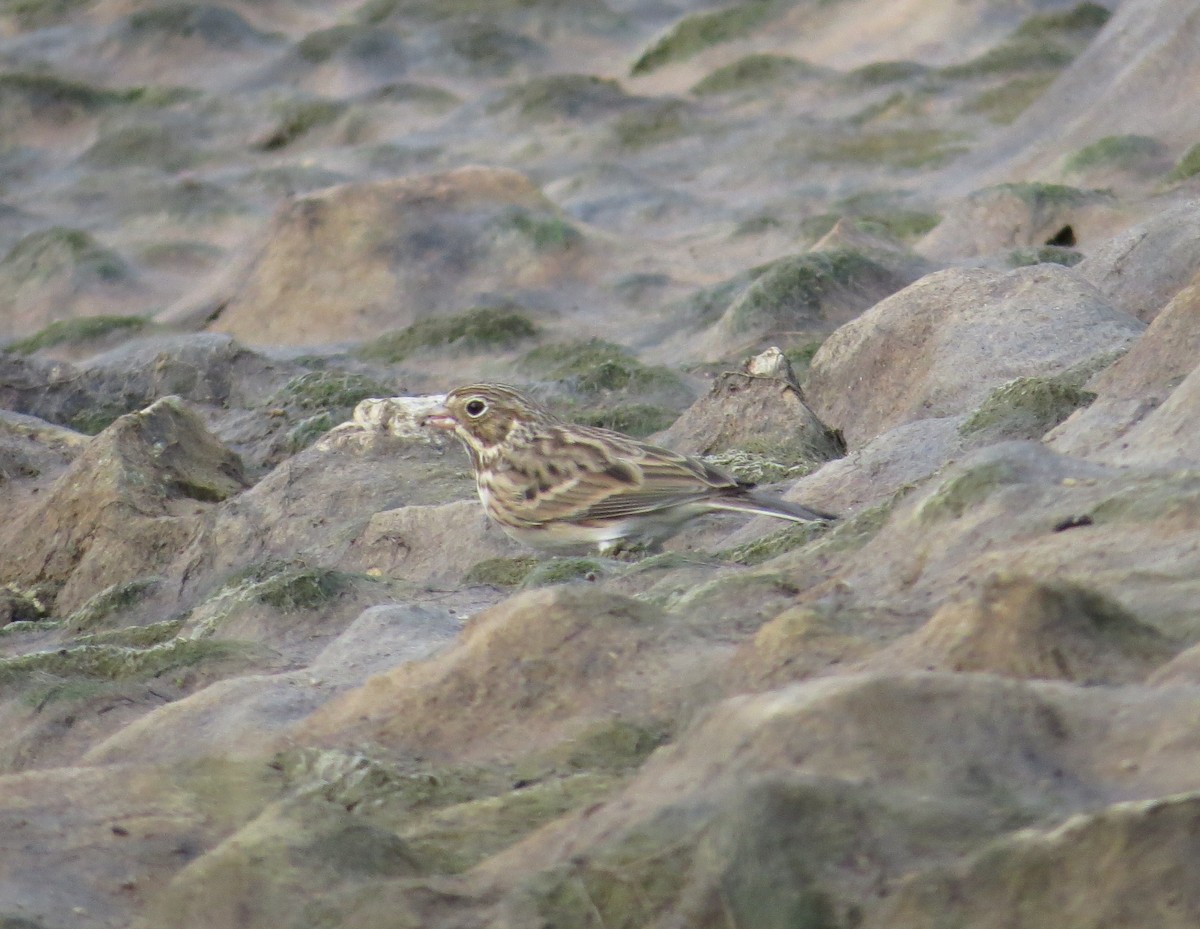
left=488, top=427, right=741, bottom=524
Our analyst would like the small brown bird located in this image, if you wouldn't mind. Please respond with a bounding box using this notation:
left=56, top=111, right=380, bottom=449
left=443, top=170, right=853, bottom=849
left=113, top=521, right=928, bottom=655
left=424, top=383, right=836, bottom=554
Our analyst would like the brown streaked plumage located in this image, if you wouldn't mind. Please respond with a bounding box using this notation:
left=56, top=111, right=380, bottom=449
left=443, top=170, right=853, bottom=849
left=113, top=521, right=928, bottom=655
left=424, top=383, right=836, bottom=554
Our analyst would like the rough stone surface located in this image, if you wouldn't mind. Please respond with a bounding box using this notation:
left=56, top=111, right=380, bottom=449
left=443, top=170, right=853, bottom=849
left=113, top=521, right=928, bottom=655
left=805, top=265, right=1144, bottom=447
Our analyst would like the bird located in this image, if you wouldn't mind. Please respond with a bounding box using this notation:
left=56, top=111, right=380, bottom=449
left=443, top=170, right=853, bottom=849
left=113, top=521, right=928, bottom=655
left=423, top=382, right=836, bottom=555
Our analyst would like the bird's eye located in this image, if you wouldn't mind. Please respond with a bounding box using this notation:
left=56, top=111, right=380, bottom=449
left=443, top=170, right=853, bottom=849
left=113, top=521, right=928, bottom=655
left=465, top=399, right=487, bottom=417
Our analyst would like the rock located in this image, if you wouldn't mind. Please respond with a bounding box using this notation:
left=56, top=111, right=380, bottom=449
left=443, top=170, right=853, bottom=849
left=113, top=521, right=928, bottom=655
left=298, top=587, right=702, bottom=761
left=865, top=574, right=1172, bottom=684
left=878, top=793, right=1200, bottom=929
left=917, top=183, right=1123, bottom=262
left=207, top=167, right=589, bottom=345
left=1049, top=273, right=1200, bottom=460
left=0, top=397, right=246, bottom=615
left=1077, top=198, right=1200, bottom=322
left=805, top=265, right=1144, bottom=446
left=651, top=364, right=844, bottom=481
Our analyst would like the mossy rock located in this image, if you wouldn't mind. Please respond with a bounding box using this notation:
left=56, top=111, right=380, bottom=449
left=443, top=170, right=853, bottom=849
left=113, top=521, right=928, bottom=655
left=843, top=60, right=928, bottom=87
left=960, top=376, right=1096, bottom=444
left=0, top=227, right=131, bottom=286
left=0, top=72, right=137, bottom=114
left=401, top=772, right=620, bottom=873
left=1007, top=245, right=1083, bottom=268
left=1012, top=2, right=1110, bottom=38
left=940, top=5, right=1107, bottom=81
left=2, top=0, right=92, bottom=29
left=83, top=123, right=196, bottom=171
left=703, top=447, right=818, bottom=484
left=521, top=557, right=612, bottom=589
left=722, top=521, right=830, bottom=566
left=917, top=461, right=1023, bottom=523
left=519, top=339, right=686, bottom=399
left=490, top=74, right=630, bottom=120
left=522, top=719, right=671, bottom=777
left=722, top=249, right=892, bottom=334
left=464, top=556, right=540, bottom=588
left=442, top=19, right=542, bottom=74
left=219, top=560, right=353, bottom=613
left=990, top=181, right=1096, bottom=209
left=801, top=210, right=939, bottom=244
left=495, top=209, right=583, bottom=252
left=0, top=637, right=259, bottom=688
left=1064, top=135, right=1165, bottom=173
left=808, top=128, right=968, bottom=168
left=611, top=99, right=691, bottom=150
left=274, top=370, right=395, bottom=413
left=571, top=403, right=678, bottom=437
left=256, top=98, right=346, bottom=151
left=123, top=3, right=277, bottom=45
left=630, top=2, right=778, bottom=75
left=67, top=402, right=135, bottom=436
left=65, top=577, right=162, bottom=632
left=74, top=618, right=186, bottom=649
left=1168, top=143, right=1200, bottom=182
left=358, top=305, right=539, bottom=363
left=691, top=53, right=820, bottom=95
left=962, top=74, right=1055, bottom=124
left=284, top=413, right=335, bottom=454
left=8, top=315, right=147, bottom=354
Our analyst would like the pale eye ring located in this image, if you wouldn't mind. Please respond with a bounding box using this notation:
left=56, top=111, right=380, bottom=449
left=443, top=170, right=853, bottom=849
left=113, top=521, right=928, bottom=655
left=465, top=398, right=487, bottom=417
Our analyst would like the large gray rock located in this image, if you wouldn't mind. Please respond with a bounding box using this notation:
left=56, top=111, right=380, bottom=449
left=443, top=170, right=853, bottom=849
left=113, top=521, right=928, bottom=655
left=805, top=265, right=1143, bottom=447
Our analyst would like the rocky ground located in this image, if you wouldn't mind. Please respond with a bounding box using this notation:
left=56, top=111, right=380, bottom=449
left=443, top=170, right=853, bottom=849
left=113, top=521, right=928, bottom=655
left=3, top=0, right=1200, bottom=926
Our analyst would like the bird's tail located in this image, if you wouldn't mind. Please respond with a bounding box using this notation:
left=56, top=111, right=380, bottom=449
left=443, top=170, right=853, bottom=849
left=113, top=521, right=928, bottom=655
left=711, top=490, right=838, bottom=523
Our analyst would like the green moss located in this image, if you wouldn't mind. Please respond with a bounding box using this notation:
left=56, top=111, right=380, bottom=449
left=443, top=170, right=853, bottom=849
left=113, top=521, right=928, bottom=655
left=276, top=370, right=394, bottom=413
left=1, top=227, right=130, bottom=285
left=0, top=72, right=135, bottom=112
left=1012, top=2, right=1110, bottom=38
left=491, top=74, right=628, bottom=120
left=444, top=20, right=538, bottom=73
left=940, top=36, right=1075, bottom=79
left=84, top=124, right=195, bottom=171
left=810, top=488, right=909, bottom=555
left=65, top=578, right=161, bottom=632
left=1168, top=143, right=1200, bottom=182
left=402, top=772, right=619, bottom=874
left=2, top=0, right=91, bottom=28
left=612, top=99, right=690, bottom=149
left=1007, top=245, right=1083, bottom=268
left=960, top=377, right=1096, bottom=443
left=1064, top=135, right=1164, bottom=172
left=917, top=461, right=1023, bottom=523
left=962, top=74, right=1055, bottom=124
left=990, top=181, right=1094, bottom=209
left=571, top=404, right=677, bottom=437
left=223, top=560, right=351, bottom=613
left=691, top=53, right=819, bottom=95
left=519, top=339, right=684, bottom=398
left=733, top=214, right=784, bottom=236
left=464, top=556, right=539, bottom=588
left=722, top=521, right=830, bottom=565
left=631, top=2, right=777, bottom=75
left=526, top=719, right=670, bottom=776
left=358, top=306, right=539, bottom=363
left=0, top=637, right=256, bottom=687
left=498, top=209, right=583, bottom=252
left=75, top=618, right=186, bottom=648
left=285, top=413, right=335, bottom=454
left=703, top=448, right=815, bottom=485
left=9, top=315, right=147, bottom=354
left=19, top=677, right=124, bottom=709
left=124, top=3, right=273, bottom=43
left=67, top=403, right=132, bottom=436
left=257, top=98, right=345, bottom=151
left=723, top=249, right=888, bottom=334
left=808, top=128, right=969, bottom=168
left=522, top=557, right=610, bottom=588
left=844, top=60, right=928, bottom=86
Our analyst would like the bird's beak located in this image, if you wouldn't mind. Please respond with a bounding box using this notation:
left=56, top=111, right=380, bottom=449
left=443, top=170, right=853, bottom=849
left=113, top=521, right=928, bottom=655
left=422, top=406, right=457, bottom=431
